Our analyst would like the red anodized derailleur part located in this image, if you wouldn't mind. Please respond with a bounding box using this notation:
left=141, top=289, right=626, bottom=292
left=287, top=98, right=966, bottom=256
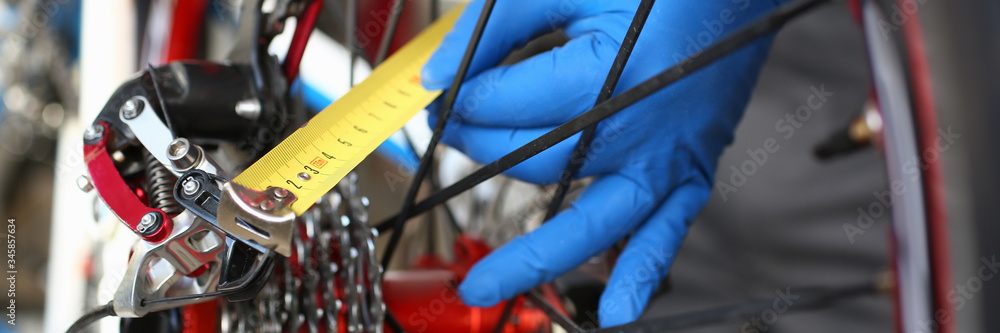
left=83, top=121, right=173, bottom=243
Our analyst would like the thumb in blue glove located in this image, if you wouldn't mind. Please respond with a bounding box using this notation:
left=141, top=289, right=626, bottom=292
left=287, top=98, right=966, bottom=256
left=422, top=0, right=781, bottom=327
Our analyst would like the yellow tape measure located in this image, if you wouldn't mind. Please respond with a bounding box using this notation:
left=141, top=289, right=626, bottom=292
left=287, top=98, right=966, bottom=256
left=233, top=6, right=462, bottom=214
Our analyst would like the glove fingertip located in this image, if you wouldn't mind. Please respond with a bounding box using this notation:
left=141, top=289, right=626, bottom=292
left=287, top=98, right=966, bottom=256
left=421, top=60, right=454, bottom=91
left=597, top=284, right=647, bottom=328
left=458, top=272, right=502, bottom=307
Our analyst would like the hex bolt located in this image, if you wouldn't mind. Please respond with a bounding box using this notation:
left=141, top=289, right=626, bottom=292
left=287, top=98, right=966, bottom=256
left=83, top=124, right=104, bottom=141
left=182, top=177, right=200, bottom=196
left=167, top=138, right=203, bottom=172
left=76, top=175, right=94, bottom=193
left=136, top=212, right=162, bottom=236
left=121, top=98, right=143, bottom=120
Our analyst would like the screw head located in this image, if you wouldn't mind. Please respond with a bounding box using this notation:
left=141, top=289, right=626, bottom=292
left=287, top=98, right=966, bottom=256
left=136, top=212, right=162, bottom=236
left=83, top=124, right=104, bottom=141
left=297, top=172, right=311, bottom=181
left=181, top=177, right=200, bottom=196
left=76, top=175, right=94, bottom=193
left=259, top=199, right=275, bottom=211
left=121, top=98, right=143, bottom=120
left=167, top=138, right=202, bottom=172
left=272, top=187, right=289, bottom=199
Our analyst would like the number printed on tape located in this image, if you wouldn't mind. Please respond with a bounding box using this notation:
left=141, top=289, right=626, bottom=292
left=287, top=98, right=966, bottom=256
left=232, top=6, right=464, bottom=214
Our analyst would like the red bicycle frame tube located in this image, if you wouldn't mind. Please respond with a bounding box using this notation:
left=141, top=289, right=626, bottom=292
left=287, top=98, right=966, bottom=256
left=165, top=0, right=209, bottom=61
left=284, top=0, right=325, bottom=81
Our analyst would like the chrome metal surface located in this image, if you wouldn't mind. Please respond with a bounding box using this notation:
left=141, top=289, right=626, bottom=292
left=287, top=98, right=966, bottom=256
left=76, top=175, right=94, bottom=193
left=136, top=212, right=161, bottom=235
left=119, top=96, right=179, bottom=175
left=120, top=98, right=141, bottom=120
left=83, top=124, right=104, bottom=141
left=235, top=99, right=262, bottom=120
left=167, top=138, right=204, bottom=172
left=218, top=182, right=298, bottom=257
left=113, top=212, right=227, bottom=317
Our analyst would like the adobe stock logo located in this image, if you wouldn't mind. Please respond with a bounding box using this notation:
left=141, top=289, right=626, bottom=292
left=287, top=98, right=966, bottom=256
left=740, top=288, right=800, bottom=333
left=716, top=85, right=834, bottom=201
left=406, top=284, right=461, bottom=333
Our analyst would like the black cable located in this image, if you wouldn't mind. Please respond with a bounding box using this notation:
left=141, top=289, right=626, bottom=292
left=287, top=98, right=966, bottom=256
left=380, top=0, right=498, bottom=269
left=375, top=0, right=831, bottom=233
left=544, top=0, right=655, bottom=222
left=147, top=64, right=176, bottom=133
left=66, top=302, right=116, bottom=333
left=140, top=291, right=227, bottom=305
left=586, top=282, right=874, bottom=332
left=249, top=0, right=267, bottom=91
left=375, top=0, right=406, bottom=65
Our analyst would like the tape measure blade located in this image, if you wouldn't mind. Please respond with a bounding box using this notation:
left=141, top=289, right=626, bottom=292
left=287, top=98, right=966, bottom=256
left=232, top=5, right=464, bottom=215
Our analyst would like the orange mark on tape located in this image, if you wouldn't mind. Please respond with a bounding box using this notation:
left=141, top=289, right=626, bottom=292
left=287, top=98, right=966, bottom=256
left=310, top=157, right=328, bottom=169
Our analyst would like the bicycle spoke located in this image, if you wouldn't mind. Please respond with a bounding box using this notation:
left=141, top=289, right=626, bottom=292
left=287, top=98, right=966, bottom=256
left=375, top=0, right=406, bottom=65
left=346, top=0, right=357, bottom=87
left=380, top=0, right=499, bottom=269
left=545, top=0, right=656, bottom=221
left=491, top=300, right=517, bottom=333
left=530, top=1, right=657, bottom=327
left=526, top=290, right=583, bottom=332
left=425, top=157, right=463, bottom=234
left=375, top=0, right=833, bottom=233
left=385, top=311, right=405, bottom=333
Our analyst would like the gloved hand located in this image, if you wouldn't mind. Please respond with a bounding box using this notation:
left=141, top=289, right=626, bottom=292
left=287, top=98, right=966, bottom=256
left=422, top=0, right=781, bottom=327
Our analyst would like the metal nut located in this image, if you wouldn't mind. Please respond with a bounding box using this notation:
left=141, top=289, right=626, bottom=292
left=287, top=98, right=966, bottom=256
left=136, top=212, right=162, bottom=236
left=83, top=124, right=104, bottom=141
left=121, top=98, right=143, bottom=120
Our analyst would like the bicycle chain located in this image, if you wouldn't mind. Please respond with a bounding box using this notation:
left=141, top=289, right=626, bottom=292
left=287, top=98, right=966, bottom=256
left=221, top=173, right=385, bottom=333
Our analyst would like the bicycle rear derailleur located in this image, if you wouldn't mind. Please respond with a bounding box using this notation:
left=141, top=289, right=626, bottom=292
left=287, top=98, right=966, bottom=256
left=79, top=60, right=290, bottom=315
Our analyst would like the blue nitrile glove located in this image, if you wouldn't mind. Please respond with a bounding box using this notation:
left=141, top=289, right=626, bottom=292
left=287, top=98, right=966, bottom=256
left=422, top=0, right=781, bottom=327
